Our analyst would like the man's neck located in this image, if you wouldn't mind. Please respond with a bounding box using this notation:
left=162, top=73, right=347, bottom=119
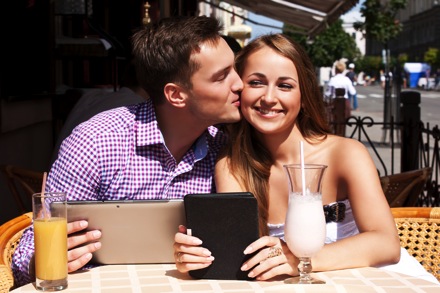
left=155, top=104, right=207, bottom=163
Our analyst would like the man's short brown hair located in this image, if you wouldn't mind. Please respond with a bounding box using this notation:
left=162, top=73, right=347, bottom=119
left=131, top=16, right=223, bottom=104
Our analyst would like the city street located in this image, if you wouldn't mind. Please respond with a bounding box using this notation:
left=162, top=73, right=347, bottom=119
left=355, top=85, right=440, bottom=127
left=342, top=84, right=439, bottom=175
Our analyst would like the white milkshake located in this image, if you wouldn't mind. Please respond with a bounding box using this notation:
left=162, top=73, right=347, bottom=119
left=284, top=192, right=326, bottom=258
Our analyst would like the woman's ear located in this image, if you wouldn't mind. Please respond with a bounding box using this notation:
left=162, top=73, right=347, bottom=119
left=163, top=83, right=188, bottom=108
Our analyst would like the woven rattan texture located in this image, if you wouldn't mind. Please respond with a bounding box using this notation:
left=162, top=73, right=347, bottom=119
left=0, top=264, right=13, bottom=293
left=0, top=213, right=32, bottom=293
left=0, top=229, right=26, bottom=293
left=395, top=217, right=440, bottom=282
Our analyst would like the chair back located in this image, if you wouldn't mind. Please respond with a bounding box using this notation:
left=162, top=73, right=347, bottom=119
left=391, top=207, right=440, bottom=282
left=0, top=212, right=32, bottom=292
left=1, top=165, right=44, bottom=213
left=380, top=167, right=432, bottom=207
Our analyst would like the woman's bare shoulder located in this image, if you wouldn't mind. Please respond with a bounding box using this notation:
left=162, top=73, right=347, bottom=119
left=324, top=135, right=368, bottom=153
left=321, top=135, right=373, bottom=168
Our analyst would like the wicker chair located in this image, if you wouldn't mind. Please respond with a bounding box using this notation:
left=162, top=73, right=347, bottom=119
left=391, top=207, right=440, bottom=282
left=0, top=212, right=32, bottom=292
left=380, top=167, right=432, bottom=207
left=0, top=165, right=44, bottom=213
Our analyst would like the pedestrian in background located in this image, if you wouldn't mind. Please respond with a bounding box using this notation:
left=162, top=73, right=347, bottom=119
left=346, top=63, right=358, bottom=110
left=325, top=61, right=356, bottom=117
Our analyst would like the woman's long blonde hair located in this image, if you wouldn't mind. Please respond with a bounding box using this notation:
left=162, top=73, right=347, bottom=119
left=220, top=34, right=330, bottom=235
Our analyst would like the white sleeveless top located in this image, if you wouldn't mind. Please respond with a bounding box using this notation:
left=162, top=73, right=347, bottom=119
left=268, top=199, right=439, bottom=284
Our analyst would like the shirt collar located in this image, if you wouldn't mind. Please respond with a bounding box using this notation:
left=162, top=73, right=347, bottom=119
left=192, top=133, right=208, bottom=162
left=135, top=99, right=210, bottom=161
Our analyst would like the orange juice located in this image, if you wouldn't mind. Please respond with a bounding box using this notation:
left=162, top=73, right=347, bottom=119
left=34, top=217, right=68, bottom=280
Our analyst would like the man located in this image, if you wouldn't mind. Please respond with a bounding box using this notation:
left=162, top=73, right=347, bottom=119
left=325, top=61, right=357, bottom=116
left=346, top=63, right=358, bottom=110
left=12, top=16, right=243, bottom=285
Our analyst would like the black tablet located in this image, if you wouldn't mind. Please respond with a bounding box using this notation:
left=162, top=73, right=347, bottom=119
left=184, top=192, right=260, bottom=280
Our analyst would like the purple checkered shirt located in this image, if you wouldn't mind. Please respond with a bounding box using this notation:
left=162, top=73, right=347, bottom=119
left=12, top=98, right=227, bottom=286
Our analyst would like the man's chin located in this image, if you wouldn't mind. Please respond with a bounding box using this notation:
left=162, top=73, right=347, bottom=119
left=213, top=115, right=241, bottom=127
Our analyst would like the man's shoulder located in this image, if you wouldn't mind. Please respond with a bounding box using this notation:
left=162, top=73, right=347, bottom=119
left=76, top=102, right=148, bottom=135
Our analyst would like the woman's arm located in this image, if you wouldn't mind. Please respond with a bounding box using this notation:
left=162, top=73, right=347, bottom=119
left=313, top=139, right=400, bottom=271
left=242, top=139, right=401, bottom=281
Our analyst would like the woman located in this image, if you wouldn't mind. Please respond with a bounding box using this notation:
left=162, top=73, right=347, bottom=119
left=174, top=34, right=438, bottom=283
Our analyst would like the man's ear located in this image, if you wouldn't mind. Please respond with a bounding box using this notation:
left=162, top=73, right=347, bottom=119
left=164, top=83, right=188, bottom=108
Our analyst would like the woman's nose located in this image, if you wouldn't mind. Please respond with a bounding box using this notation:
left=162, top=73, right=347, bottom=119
left=261, top=87, right=276, bottom=104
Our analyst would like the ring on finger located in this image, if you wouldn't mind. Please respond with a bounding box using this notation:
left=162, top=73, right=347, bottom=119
left=177, top=252, right=183, bottom=264
left=267, top=246, right=282, bottom=259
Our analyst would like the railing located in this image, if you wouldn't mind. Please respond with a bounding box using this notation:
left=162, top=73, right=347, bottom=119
left=345, top=116, right=400, bottom=176
left=326, top=91, right=440, bottom=207
left=418, top=123, right=440, bottom=207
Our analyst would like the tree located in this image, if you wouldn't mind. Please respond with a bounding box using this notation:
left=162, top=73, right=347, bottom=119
left=356, top=55, right=382, bottom=79
left=398, top=53, right=408, bottom=66
left=353, top=0, right=407, bottom=72
left=354, top=0, right=407, bottom=46
left=284, top=19, right=360, bottom=68
left=424, top=48, right=440, bottom=69
left=353, top=0, right=408, bottom=140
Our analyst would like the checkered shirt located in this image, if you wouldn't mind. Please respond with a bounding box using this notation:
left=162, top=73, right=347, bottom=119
left=12, top=98, right=227, bottom=286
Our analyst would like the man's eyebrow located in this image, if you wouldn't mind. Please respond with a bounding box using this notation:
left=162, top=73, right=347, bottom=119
left=211, top=65, right=233, bottom=78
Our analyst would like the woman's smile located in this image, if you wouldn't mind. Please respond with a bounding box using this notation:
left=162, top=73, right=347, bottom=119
left=254, top=106, right=284, bottom=117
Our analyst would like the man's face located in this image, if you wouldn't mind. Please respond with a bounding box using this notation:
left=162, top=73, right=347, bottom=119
left=185, top=38, right=243, bottom=126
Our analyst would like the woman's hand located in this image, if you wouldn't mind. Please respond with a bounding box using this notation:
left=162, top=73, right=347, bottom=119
left=66, top=220, right=102, bottom=273
left=241, top=236, right=298, bottom=280
left=173, top=225, right=214, bottom=273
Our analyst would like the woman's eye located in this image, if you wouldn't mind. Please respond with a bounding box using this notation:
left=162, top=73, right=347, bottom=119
left=248, top=80, right=263, bottom=86
left=279, top=83, right=293, bottom=89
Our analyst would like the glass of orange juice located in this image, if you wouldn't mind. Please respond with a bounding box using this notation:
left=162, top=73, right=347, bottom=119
left=32, top=192, right=68, bottom=291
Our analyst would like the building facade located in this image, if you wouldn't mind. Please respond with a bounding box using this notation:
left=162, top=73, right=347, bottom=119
left=198, top=1, right=251, bottom=46
left=366, top=0, right=440, bottom=62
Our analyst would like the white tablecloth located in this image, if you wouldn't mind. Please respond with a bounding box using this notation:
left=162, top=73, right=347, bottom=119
left=11, top=264, right=440, bottom=293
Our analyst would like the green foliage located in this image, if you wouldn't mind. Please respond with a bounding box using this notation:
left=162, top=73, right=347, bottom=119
left=398, top=53, right=409, bottom=65
left=284, top=19, right=360, bottom=67
left=354, top=0, right=407, bottom=45
left=424, top=48, right=440, bottom=68
left=354, top=54, right=402, bottom=76
left=356, top=55, right=382, bottom=76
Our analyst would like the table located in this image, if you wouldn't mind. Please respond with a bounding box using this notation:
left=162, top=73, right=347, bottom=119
left=11, top=264, right=440, bottom=292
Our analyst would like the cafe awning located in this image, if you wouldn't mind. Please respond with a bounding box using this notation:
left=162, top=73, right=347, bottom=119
left=219, top=0, right=359, bottom=37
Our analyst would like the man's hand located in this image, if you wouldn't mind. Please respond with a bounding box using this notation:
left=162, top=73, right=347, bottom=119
left=66, top=220, right=102, bottom=273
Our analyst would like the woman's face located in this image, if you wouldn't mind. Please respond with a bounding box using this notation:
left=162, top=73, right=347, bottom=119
left=239, top=46, right=301, bottom=136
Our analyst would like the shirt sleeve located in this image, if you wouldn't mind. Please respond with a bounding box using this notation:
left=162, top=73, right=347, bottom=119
left=11, top=125, right=103, bottom=286
left=11, top=226, right=35, bottom=287
left=47, top=124, right=102, bottom=201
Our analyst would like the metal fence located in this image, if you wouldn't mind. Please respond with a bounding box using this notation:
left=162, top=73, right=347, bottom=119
left=326, top=95, right=440, bottom=207
left=419, top=123, right=440, bottom=206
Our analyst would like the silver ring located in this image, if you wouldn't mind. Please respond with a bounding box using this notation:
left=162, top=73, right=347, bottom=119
left=267, top=246, right=282, bottom=259
left=177, top=252, right=183, bottom=264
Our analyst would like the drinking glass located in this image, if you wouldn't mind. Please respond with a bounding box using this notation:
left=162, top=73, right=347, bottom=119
left=283, top=164, right=327, bottom=284
left=32, top=192, right=68, bottom=291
